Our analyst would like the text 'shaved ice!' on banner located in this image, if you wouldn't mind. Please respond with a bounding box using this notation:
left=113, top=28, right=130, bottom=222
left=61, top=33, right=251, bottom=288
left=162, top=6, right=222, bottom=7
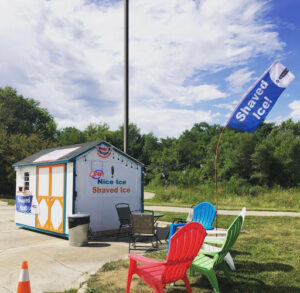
left=226, top=61, right=295, bottom=133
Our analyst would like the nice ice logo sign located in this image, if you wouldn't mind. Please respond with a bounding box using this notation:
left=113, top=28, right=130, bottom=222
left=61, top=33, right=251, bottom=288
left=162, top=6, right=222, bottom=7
left=96, top=143, right=113, bottom=158
left=89, top=169, right=104, bottom=180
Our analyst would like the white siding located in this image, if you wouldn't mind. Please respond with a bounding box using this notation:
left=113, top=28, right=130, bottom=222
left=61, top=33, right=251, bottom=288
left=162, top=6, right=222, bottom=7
left=15, top=166, right=37, bottom=227
left=75, top=148, right=142, bottom=232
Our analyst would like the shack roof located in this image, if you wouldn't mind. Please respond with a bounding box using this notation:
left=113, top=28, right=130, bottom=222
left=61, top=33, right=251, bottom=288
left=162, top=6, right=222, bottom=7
left=13, top=141, right=143, bottom=167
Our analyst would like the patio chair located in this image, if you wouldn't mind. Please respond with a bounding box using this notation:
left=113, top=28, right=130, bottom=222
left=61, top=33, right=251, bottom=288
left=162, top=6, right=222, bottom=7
left=167, top=202, right=216, bottom=244
left=164, top=204, right=194, bottom=241
left=129, top=210, right=159, bottom=252
left=115, top=203, right=131, bottom=239
left=190, top=215, right=243, bottom=293
left=202, top=207, right=246, bottom=271
left=171, top=204, right=194, bottom=224
left=205, top=207, right=246, bottom=238
left=126, top=222, right=206, bottom=293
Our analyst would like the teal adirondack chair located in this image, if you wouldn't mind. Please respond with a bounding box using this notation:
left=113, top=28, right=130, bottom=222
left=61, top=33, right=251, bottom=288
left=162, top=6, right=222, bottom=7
left=190, top=215, right=243, bottom=293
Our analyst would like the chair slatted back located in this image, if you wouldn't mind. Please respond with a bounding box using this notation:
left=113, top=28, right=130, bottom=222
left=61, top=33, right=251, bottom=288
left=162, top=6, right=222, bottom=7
left=213, top=215, right=243, bottom=268
left=115, top=203, right=131, bottom=225
left=192, top=202, right=216, bottom=229
left=162, top=222, right=206, bottom=283
left=131, top=210, right=155, bottom=235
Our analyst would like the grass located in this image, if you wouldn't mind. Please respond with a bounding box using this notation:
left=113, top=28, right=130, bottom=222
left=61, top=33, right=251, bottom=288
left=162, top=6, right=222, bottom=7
left=145, top=185, right=300, bottom=212
left=0, top=194, right=15, bottom=205
left=83, top=214, right=300, bottom=292
left=158, top=211, right=189, bottom=223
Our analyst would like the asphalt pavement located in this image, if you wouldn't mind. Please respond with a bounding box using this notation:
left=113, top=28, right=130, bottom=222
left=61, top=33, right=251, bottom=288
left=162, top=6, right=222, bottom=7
left=0, top=203, right=130, bottom=292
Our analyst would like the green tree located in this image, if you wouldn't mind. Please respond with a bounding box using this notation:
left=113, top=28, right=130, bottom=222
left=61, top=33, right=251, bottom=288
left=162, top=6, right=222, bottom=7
left=84, top=122, right=112, bottom=142
left=0, top=87, right=57, bottom=140
left=0, top=129, right=54, bottom=195
left=109, top=124, right=144, bottom=160
left=57, top=127, right=86, bottom=146
left=251, top=140, right=281, bottom=186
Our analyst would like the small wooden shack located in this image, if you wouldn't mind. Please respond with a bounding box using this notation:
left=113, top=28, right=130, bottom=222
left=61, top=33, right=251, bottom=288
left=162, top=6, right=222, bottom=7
left=13, top=141, right=144, bottom=237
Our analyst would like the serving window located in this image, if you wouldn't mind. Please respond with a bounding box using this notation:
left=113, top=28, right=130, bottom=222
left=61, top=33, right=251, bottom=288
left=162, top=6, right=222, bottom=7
left=24, top=172, right=30, bottom=191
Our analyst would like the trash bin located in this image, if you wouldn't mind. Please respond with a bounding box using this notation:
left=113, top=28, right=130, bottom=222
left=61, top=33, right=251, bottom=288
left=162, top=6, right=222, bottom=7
left=68, top=214, right=90, bottom=246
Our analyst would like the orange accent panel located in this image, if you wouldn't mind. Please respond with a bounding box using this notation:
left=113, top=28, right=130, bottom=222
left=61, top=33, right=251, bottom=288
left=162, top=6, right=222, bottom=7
left=36, top=164, right=65, bottom=234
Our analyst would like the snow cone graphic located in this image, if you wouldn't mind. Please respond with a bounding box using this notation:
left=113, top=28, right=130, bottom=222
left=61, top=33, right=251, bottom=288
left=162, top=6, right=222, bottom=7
left=111, top=165, right=114, bottom=178
left=269, top=62, right=295, bottom=88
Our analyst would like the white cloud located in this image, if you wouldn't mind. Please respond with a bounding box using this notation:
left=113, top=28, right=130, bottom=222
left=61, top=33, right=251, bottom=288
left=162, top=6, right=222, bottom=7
left=173, top=85, right=227, bottom=106
left=213, top=103, right=235, bottom=111
left=130, top=106, right=217, bottom=138
left=289, top=100, right=300, bottom=120
left=56, top=104, right=217, bottom=138
left=0, top=0, right=284, bottom=137
left=226, top=67, right=256, bottom=93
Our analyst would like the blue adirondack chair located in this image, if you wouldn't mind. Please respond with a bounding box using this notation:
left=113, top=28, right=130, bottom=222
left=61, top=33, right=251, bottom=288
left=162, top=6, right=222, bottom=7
left=167, top=202, right=216, bottom=247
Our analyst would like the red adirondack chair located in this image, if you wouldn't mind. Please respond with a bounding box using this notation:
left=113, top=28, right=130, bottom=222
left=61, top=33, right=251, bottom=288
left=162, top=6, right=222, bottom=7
left=126, top=222, right=206, bottom=293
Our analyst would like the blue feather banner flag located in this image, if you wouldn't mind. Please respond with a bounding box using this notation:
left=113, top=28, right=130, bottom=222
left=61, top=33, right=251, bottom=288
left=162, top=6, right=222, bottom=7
left=226, top=61, right=295, bottom=133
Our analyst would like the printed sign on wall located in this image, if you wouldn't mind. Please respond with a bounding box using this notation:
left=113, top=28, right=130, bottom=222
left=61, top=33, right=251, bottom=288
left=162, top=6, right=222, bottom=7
left=88, top=160, right=138, bottom=196
left=16, top=194, right=33, bottom=213
left=96, top=142, right=113, bottom=158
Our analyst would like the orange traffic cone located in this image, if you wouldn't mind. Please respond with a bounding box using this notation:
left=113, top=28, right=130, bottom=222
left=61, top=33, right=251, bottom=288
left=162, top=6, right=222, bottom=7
left=17, top=261, right=31, bottom=293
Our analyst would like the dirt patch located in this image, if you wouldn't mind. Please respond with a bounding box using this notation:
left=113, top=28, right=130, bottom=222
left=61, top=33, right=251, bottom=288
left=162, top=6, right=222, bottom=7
left=87, top=261, right=192, bottom=292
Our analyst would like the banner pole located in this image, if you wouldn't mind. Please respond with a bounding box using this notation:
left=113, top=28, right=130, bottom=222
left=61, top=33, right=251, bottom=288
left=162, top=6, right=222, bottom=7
left=215, top=125, right=226, bottom=229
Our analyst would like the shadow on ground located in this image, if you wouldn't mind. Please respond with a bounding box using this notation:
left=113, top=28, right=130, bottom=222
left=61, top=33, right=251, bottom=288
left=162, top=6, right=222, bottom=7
left=87, top=242, right=111, bottom=248
left=237, top=260, right=294, bottom=273
left=191, top=271, right=300, bottom=293
left=90, top=225, right=169, bottom=253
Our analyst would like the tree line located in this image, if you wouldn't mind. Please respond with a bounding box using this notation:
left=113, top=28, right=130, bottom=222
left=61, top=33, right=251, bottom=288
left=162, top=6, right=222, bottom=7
left=1, top=86, right=300, bottom=196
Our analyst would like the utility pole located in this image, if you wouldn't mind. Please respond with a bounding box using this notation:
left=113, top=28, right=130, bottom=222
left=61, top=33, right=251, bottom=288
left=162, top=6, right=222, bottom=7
left=124, top=0, right=129, bottom=154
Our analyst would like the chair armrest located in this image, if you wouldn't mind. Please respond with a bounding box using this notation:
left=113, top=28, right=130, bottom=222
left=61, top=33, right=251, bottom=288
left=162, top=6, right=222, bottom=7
left=172, top=218, right=187, bottom=224
left=206, top=229, right=227, bottom=235
left=128, top=253, right=162, bottom=265
left=200, top=249, right=218, bottom=256
left=200, top=243, right=221, bottom=256
left=168, top=222, right=187, bottom=240
left=204, top=236, right=225, bottom=245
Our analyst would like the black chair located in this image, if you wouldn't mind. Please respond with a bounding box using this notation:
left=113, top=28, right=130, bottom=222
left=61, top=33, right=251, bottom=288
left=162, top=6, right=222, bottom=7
left=115, top=203, right=131, bottom=239
left=129, top=210, right=158, bottom=252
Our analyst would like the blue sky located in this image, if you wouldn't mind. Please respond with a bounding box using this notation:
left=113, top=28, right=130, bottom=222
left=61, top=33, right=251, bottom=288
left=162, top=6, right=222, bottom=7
left=0, top=0, right=299, bottom=138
